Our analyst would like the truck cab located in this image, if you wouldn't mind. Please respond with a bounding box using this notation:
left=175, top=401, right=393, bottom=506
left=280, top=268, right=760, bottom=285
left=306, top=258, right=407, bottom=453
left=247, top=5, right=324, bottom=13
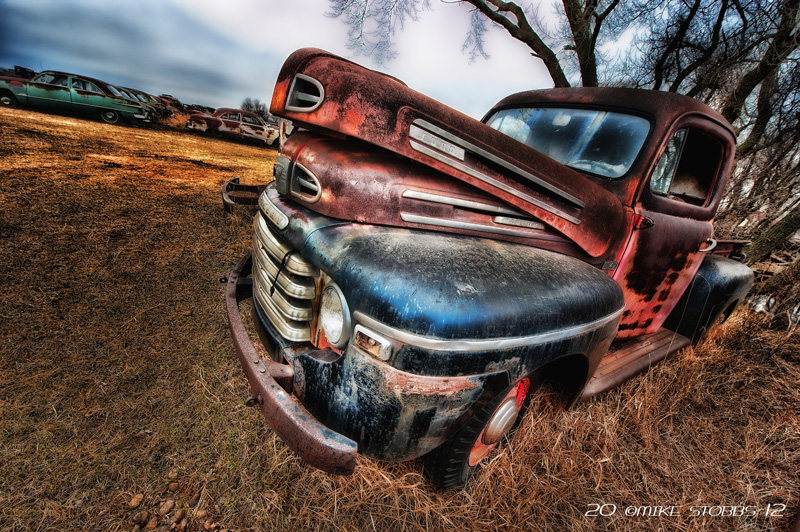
left=224, top=49, right=753, bottom=488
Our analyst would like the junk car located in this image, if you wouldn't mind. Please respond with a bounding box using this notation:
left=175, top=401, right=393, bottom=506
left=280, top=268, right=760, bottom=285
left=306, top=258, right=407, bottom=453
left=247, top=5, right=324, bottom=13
left=0, top=70, right=149, bottom=123
left=187, top=107, right=279, bottom=146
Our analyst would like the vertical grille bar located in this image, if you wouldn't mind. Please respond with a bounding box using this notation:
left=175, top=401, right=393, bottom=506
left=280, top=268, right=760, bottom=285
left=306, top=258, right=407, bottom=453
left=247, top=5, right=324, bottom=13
left=251, top=213, right=320, bottom=342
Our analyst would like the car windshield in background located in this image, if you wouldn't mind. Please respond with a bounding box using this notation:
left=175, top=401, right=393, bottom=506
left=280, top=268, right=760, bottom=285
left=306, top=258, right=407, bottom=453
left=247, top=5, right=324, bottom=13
left=486, top=107, right=650, bottom=179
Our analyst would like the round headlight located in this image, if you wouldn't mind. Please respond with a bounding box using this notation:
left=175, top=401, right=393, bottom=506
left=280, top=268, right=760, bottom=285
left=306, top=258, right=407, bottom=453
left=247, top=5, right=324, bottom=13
left=320, top=282, right=350, bottom=349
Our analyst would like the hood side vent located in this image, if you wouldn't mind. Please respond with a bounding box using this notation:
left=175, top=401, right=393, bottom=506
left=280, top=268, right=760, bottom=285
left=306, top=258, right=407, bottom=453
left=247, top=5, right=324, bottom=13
left=286, top=74, right=325, bottom=112
left=290, top=163, right=322, bottom=203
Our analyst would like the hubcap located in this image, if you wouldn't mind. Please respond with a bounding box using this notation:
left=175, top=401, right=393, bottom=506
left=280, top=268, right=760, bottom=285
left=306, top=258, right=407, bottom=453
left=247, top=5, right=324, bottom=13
left=468, top=378, right=530, bottom=467
left=483, top=398, right=520, bottom=445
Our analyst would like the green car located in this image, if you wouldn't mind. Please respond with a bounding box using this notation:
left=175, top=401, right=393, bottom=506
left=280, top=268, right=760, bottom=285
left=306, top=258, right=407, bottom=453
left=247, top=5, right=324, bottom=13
left=0, top=70, right=149, bottom=124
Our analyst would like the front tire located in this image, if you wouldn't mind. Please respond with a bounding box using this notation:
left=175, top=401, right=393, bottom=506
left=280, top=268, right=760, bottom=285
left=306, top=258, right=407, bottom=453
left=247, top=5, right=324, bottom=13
left=0, top=92, right=17, bottom=107
left=423, top=375, right=540, bottom=489
left=99, top=110, right=120, bottom=124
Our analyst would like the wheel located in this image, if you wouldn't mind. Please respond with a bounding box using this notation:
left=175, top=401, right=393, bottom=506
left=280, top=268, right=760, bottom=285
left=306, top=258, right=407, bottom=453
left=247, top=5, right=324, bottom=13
left=423, top=374, right=540, bottom=489
left=0, top=92, right=17, bottom=107
left=99, top=110, right=120, bottom=124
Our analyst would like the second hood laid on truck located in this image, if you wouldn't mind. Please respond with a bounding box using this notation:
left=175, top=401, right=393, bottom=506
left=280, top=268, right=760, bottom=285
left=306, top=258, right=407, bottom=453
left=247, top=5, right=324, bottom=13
left=269, top=48, right=626, bottom=259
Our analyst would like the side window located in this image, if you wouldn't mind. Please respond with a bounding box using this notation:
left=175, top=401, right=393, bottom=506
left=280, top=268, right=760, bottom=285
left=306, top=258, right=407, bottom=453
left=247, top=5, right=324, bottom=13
left=51, top=75, right=69, bottom=87
left=226, top=113, right=241, bottom=122
left=650, top=128, right=722, bottom=206
left=33, top=73, right=55, bottom=84
left=242, top=115, right=260, bottom=125
left=34, top=73, right=68, bottom=87
left=650, top=130, right=686, bottom=196
left=84, top=81, right=102, bottom=94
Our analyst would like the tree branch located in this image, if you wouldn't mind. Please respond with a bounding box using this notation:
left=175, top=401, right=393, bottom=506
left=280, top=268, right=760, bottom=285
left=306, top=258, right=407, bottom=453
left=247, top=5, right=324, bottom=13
left=463, top=0, right=572, bottom=87
left=651, top=0, right=703, bottom=90
left=720, top=0, right=800, bottom=123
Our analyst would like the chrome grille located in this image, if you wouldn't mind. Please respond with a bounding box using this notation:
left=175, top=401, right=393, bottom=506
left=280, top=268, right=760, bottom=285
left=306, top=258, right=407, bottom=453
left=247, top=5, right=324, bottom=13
left=252, top=213, right=320, bottom=342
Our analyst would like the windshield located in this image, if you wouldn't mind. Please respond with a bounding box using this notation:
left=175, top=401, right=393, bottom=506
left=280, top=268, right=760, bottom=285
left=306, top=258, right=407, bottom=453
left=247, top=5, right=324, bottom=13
left=486, top=107, right=650, bottom=179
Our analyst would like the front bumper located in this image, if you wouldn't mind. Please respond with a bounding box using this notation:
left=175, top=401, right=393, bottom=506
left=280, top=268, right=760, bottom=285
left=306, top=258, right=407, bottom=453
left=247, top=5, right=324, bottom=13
left=225, top=253, right=358, bottom=475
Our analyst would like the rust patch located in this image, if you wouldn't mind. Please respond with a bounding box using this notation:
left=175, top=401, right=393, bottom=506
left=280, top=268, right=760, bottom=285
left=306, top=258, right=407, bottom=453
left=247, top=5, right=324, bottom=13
left=383, top=371, right=479, bottom=396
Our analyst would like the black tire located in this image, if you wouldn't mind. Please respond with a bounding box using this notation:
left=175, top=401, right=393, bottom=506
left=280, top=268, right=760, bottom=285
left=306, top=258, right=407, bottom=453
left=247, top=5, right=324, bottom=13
left=423, top=374, right=541, bottom=489
left=0, top=92, right=17, bottom=108
left=99, top=110, right=120, bottom=124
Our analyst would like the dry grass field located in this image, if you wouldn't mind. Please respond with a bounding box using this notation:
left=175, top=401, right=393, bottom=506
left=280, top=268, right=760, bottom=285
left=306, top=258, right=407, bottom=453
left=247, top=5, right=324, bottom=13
left=0, top=107, right=798, bottom=532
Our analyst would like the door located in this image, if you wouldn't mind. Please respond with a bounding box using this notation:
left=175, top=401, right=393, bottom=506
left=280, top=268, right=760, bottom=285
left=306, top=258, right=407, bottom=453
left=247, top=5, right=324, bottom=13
left=218, top=112, right=241, bottom=138
left=613, top=118, right=731, bottom=338
left=240, top=114, right=267, bottom=142
left=69, top=77, right=107, bottom=113
left=25, top=73, right=71, bottom=109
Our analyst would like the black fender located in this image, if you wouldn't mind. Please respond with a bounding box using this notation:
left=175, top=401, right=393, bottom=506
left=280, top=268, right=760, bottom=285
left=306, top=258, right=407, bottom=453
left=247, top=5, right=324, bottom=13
left=663, top=254, right=754, bottom=344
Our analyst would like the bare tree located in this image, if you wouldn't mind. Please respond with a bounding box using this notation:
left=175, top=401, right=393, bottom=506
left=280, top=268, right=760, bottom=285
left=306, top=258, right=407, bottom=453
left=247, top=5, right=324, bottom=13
left=241, top=97, right=274, bottom=122
left=327, top=0, right=628, bottom=87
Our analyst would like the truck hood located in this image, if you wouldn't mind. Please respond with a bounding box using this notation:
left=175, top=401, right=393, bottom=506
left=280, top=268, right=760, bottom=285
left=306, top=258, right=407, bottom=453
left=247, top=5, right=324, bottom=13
left=270, top=48, right=626, bottom=258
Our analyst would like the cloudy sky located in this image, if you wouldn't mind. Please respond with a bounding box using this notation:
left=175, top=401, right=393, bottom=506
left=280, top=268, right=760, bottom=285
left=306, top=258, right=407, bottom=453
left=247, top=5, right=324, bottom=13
left=0, top=0, right=555, bottom=119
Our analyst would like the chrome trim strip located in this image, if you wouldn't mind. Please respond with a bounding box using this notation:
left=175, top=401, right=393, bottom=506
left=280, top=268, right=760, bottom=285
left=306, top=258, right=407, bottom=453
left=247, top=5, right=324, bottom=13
left=354, top=306, right=625, bottom=352
left=409, top=124, right=466, bottom=161
left=411, top=119, right=585, bottom=209
left=401, top=189, right=524, bottom=216
left=409, top=140, right=581, bottom=225
left=492, top=216, right=545, bottom=231
left=401, top=213, right=546, bottom=239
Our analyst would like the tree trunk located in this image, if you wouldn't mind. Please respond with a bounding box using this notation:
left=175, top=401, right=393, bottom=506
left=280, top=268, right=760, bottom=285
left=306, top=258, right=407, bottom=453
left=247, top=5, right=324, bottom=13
left=562, top=0, right=598, bottom=87
left=744, top=202, right=800, bottom=265
left=759, top=257, right=800, bottom=294
left=757, top=257, right=800, bottom=327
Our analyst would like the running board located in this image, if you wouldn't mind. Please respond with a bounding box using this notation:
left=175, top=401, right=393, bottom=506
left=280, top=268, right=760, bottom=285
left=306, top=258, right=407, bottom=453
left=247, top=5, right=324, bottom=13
left=580, top=328, right=691, bottom=401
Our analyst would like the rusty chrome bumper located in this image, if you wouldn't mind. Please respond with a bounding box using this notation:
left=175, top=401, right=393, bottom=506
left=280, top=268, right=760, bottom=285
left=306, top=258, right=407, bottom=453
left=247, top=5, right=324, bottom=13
left=224, top=253, right=358, bottom=475
left=222, top=178, right=266, bottom=214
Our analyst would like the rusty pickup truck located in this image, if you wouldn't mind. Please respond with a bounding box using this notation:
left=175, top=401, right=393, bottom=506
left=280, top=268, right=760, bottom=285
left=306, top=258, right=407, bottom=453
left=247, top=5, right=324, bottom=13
left=224, top=48, right=753, bottom=488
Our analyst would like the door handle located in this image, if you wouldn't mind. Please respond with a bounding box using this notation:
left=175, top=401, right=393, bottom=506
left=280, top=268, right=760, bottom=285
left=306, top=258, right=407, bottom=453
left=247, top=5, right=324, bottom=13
left=699, top=238, right=717, bottom=253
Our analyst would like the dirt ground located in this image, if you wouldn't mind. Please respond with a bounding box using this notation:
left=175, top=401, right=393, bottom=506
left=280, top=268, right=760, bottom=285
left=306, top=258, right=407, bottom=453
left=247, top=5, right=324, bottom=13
left=0, top=107, right=798, bottom=532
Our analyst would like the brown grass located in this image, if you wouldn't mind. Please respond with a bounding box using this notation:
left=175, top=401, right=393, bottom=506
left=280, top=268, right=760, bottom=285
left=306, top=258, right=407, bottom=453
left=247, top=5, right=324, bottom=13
left=0, top=107, right=798, bottom=532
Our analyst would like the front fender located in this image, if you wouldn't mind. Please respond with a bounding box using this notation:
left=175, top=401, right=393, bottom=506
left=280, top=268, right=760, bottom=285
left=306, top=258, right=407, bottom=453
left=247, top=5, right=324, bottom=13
left=299, top=222, right=623, bottom=342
